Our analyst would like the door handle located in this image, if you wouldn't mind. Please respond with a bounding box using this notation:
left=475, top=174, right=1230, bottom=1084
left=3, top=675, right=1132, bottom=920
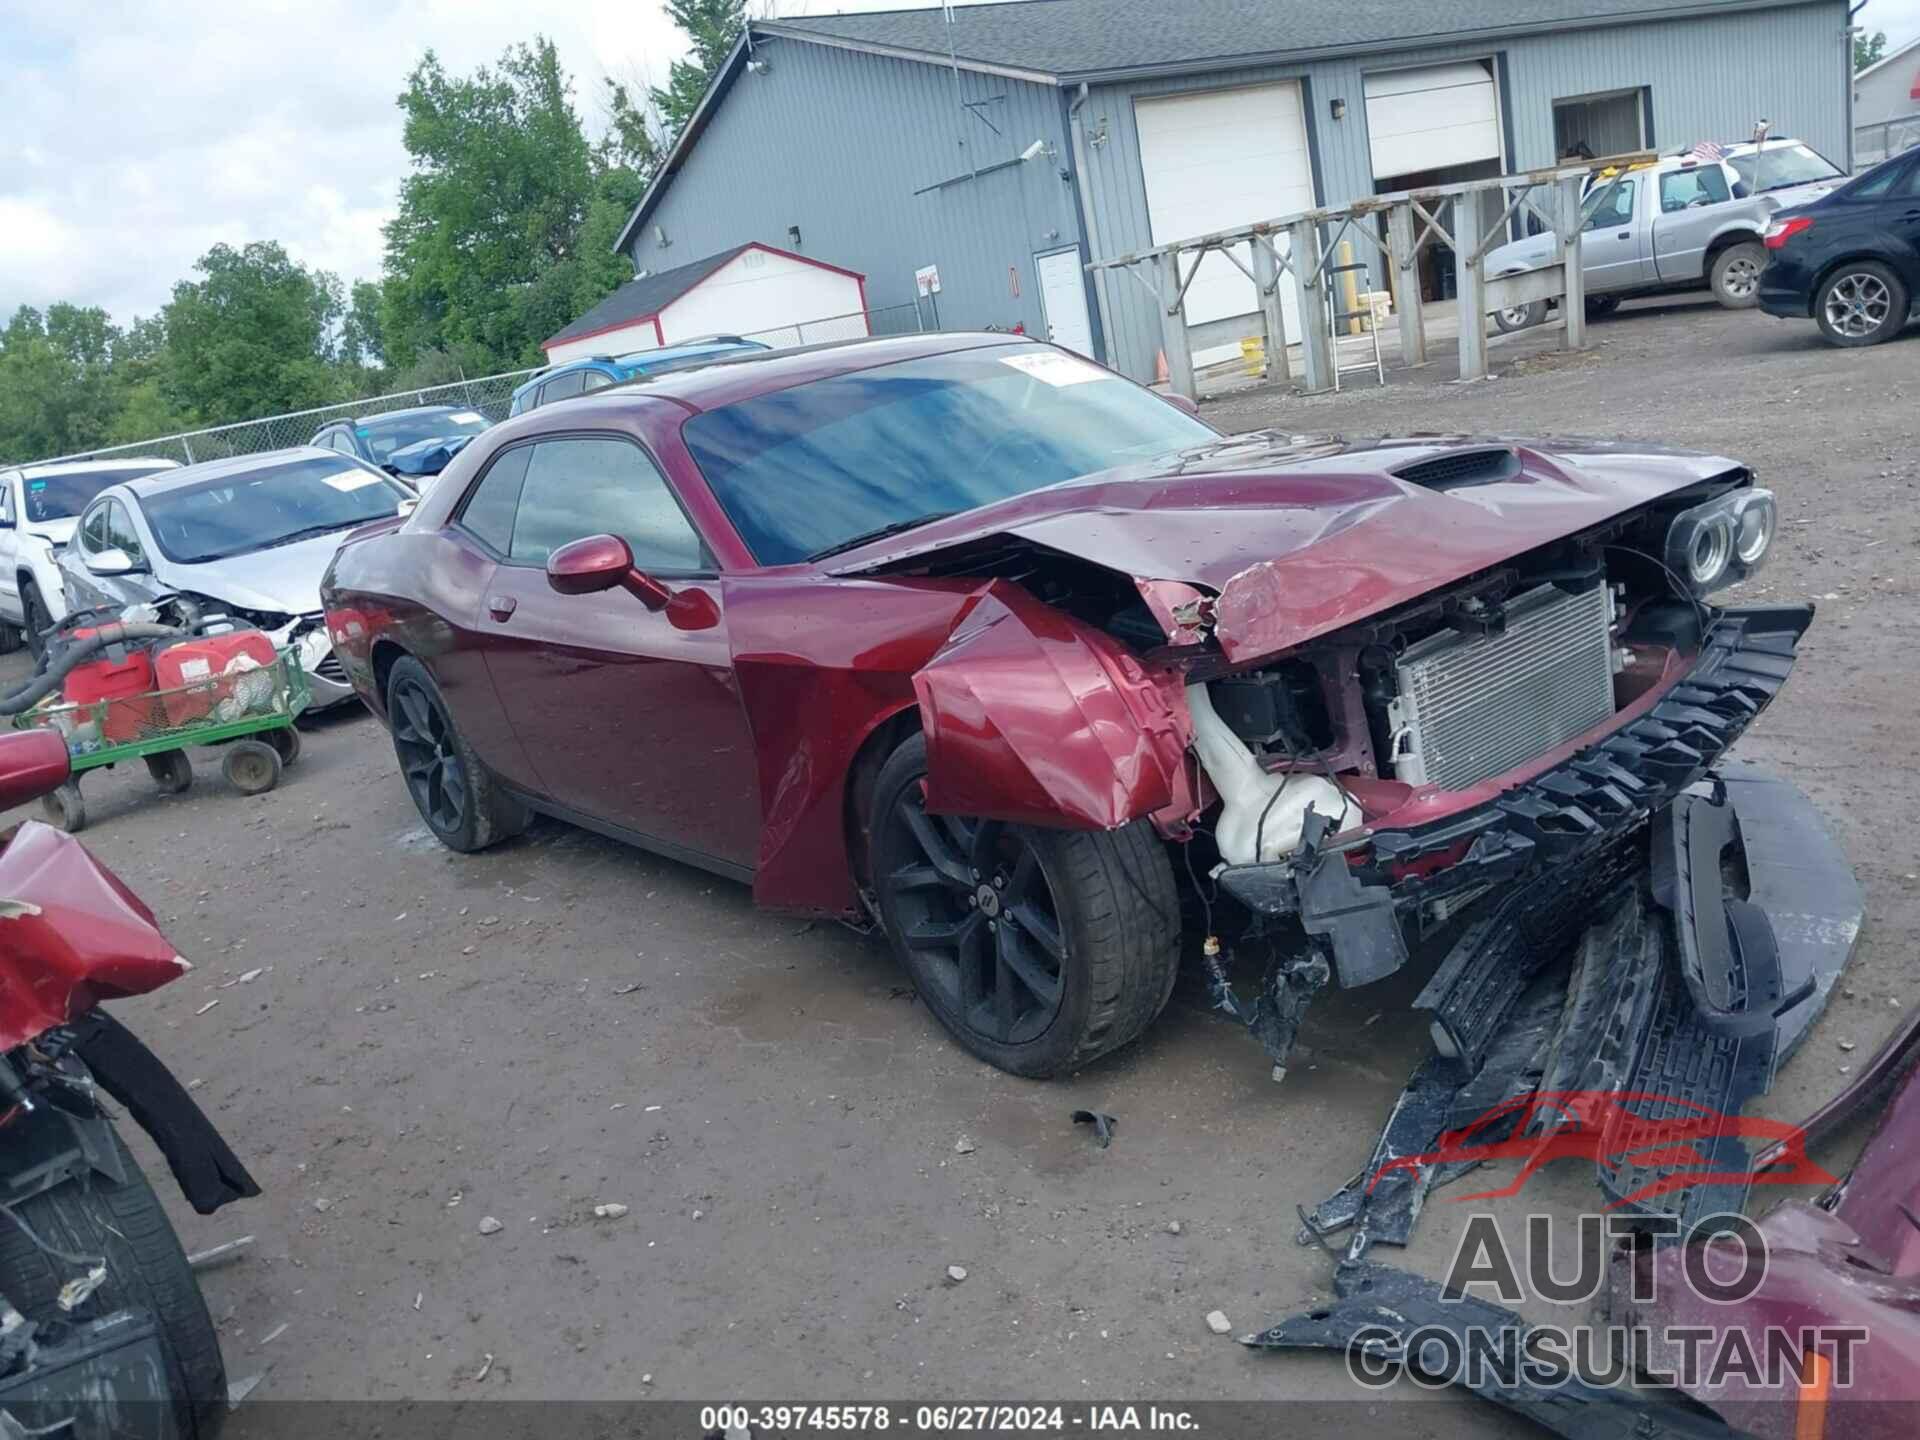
left=1615, top=230, right=1630, bottom=239
left=487, top=594, right=517, bottom=622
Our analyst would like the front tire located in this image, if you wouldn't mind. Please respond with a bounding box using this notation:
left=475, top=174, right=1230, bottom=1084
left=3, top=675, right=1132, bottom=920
left=1710, top=241, right=1766, bottom=309
left=869, top=733, right=1179, bottom=1078
left=0, top=1129, right=227, bottom=1439
left=386, top=655, right=528, bottom=852
left=20, top=579, right=52, bottom=661
left=1493, top=300, right=1547, bottom=333
left=1814, top=261, right=1909, bottom=347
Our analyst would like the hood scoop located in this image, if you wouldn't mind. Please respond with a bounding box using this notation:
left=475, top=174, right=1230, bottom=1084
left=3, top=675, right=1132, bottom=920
left=1393, top=447, right=1522, bottom=491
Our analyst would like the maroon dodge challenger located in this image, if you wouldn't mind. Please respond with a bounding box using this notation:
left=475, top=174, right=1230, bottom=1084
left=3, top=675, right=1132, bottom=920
left=321, top=333, right=1804, bottom=1079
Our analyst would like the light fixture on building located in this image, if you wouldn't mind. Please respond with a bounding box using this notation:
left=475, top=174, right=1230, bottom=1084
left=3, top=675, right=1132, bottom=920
left=788, top=224, right=803, bottom=248
left=1330, top=97, right=1347, bottom=120
left=746, top=58, right=771, bottom=74
left=654, top=224, right=671, bottom=248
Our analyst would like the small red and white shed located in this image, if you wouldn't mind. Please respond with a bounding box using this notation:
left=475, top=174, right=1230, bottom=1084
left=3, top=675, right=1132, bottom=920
left=541, top=242, right=868, bottom=363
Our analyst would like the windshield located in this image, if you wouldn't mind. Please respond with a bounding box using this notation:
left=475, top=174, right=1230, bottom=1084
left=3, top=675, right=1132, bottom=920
left=142, top=457, right=411, bottom=564
left=357, top=409, right=490, bottom=463
left=1729, top=144, right=1842, bottom=193
left=682, top=346, right=1215, bottom=565
left=21, top=465, right=173, bottom=523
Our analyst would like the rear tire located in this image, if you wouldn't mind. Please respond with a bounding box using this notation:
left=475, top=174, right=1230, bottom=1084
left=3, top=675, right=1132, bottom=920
left=1585, top=294, right=1621, bottom=319
left=0, top=1128, right=227, bottom=1439
left=1710, top=241, right=1766, bottom=309
left=263, top=725, right=303, bottom=766
left=385, top=655, right=528, bottom=852
left=0, top=618, right=22, bottom=655
left=1814, top=261, right=1909, bottom=347
left=869, top=733, right=1180, bottom=1078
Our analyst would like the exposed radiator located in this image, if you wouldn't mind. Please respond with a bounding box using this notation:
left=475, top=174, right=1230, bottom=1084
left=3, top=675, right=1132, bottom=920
left=1387, top=582, right=1616, bottom=790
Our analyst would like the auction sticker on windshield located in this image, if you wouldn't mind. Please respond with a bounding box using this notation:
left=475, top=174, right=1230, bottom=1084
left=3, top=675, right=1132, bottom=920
left=1000, top=351, right=1106, bottom=386
left=322, top=470, right=385, bottom=492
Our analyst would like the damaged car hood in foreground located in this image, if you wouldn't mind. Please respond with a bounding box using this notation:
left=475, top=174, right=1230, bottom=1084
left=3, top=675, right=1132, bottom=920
left=830, top=433, right=1746, bottom=661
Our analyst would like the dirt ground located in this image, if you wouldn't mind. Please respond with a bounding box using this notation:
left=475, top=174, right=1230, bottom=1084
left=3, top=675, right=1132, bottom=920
left=5, top=295, right=1915, bottom=1432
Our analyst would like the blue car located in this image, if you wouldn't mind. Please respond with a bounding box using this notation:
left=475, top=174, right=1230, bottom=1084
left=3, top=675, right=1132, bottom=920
left=508, top=336, right=770, bottom=416
left=310, top=405, right=492, bottom=479
left=1758, top=149, right=1920, bottom=347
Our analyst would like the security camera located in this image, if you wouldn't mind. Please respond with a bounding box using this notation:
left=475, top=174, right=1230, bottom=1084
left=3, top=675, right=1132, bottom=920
left=1020, top=139, right=1047, bottom=162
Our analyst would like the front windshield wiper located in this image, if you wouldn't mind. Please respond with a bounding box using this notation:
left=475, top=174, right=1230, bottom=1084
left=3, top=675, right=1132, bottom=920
left=251, top=518, right=374, bottom=552
left=807, top=511, right=961, bottom=562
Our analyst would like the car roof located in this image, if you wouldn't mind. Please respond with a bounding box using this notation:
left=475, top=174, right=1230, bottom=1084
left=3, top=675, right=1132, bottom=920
left=121, top=446, right=352, bottom=496
left=591, top=331, right=1032, bottom=414
left=341, top=404, right=468, bottom=426
left=12, top=457, right=181, bottom=478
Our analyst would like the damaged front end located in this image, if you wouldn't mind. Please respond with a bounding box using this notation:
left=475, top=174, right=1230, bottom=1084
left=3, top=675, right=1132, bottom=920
left=1162, top=470, right=1819, bottom=1083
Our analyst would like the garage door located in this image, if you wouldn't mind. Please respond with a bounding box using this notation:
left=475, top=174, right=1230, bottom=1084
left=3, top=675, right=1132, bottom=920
left=1364, top=62, right=1501, bottom=181
left=1134, top=82, right=1314, bottom=362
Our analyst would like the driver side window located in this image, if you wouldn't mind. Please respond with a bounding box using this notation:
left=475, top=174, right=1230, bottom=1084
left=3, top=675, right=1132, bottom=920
left=509, top=438, right=708, bottom=574
left=79, top=504, right=111, bottom=554
left=106, top=500, right=146, bottom=567
left=1584, top=178, right=1636, bottom=230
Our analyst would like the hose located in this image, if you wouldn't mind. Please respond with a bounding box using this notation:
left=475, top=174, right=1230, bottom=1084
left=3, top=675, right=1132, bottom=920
left=0, top=622, right=189, bottom=717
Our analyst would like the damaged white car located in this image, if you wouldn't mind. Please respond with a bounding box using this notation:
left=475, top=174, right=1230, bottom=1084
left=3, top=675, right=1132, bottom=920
left=57, top=447, right=414, bottom=710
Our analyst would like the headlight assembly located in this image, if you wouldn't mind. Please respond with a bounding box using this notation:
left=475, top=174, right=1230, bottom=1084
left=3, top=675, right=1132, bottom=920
left=1664, top=487, right=1774, bottom=594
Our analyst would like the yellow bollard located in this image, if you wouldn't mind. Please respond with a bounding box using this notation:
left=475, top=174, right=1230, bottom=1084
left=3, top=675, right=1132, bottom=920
left=1337, top=240, right=1362, bottom=336
left=1239, top=336, right=1265, bottom=375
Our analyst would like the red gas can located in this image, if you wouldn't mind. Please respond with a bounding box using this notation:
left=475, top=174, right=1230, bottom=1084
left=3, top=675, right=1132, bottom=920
left=153, top=631, right=278, bottom=726
left=61, top=631, right=159, bottom=744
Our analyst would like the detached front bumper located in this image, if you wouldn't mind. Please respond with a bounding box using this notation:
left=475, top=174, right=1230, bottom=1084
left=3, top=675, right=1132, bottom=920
left=1215, top=604, right=1814, bottom=989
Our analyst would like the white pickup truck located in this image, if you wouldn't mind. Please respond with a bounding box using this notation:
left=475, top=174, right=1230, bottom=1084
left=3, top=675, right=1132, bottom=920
left=1486, top=139, right=1847, bottom=330
left=0, top=458, right=178, bottom=655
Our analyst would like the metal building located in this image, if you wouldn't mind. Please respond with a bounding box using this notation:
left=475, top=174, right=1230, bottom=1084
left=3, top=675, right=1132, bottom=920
left=614, top=0, right=1853, bottom=384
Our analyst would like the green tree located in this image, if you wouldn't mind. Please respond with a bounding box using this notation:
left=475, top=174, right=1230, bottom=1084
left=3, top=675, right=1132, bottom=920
left=380, top=39, right=599, bottom=369
left=650, top=0, right=747, bottom=141
left=0, top=304, right=124, bottom=461
left=341, top=280, right=388, bottom=369
left=1856, top=29, right=1888, bottom=71
left=160, top=241, right=348, bottom=425
left=380, top=40, right=663, bottom=371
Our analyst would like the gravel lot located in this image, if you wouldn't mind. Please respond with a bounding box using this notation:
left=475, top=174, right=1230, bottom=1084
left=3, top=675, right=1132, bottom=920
left=4, top=295, right=1914, bottom=1431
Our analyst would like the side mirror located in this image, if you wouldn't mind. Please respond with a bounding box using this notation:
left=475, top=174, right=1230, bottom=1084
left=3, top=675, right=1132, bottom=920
left=84, top=547, right=140, bottom=577
left=546, top=533, right=673, bottom=611
left=1162, top=392, right=1201, bottom=417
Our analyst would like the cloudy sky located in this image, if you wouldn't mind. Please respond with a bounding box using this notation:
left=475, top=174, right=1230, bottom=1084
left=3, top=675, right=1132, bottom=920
left=4, top=0, right=1918, bottom=328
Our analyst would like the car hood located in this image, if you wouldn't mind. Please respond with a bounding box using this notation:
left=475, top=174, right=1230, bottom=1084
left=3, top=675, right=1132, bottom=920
left=832, top=433, right=1743, bottom=662
left=1485, top=232, right=1556, bottom=274
left=157, top=530, right=354, bottom=615
left=383, top=433, right=476, bottom=476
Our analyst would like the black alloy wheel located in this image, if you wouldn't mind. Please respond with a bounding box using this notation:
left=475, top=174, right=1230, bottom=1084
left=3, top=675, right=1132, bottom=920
left=869, top=733, right=1179, bottom=1078
left=383, top=655, right=528, bottom=853
left=885, top=797, right=1069, bottom=1048
left=391, top=674, right=467, bottom=835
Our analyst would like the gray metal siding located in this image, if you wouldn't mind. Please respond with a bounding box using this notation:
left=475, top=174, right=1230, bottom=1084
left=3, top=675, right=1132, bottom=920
left=632, top=37, right=1084, bottom=340
left=1078, top=1, right=1848, bottom=380
left=1855, top=52, right=1920, bottom=127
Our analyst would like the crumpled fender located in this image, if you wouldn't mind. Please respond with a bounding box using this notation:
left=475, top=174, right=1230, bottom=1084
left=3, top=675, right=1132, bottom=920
left=0, top=821, right=190, bottom=1050
left=912, top=582, right=1195, bottom=831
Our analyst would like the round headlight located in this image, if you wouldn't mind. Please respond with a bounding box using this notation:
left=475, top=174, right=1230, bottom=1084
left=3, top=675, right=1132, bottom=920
left=1687, top=513, right=1734, bottom=586
left=1735, top=491, right=1775, bottom=565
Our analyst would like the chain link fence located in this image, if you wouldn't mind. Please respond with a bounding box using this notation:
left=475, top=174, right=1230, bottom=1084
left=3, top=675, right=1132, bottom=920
left=1855, top=117, right=1920, bottom=167
left=12, top=369, right=541, bottom=472
left=737, top=299, right=925, bottom=349
left=10, top=300, right=931, bottom=474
